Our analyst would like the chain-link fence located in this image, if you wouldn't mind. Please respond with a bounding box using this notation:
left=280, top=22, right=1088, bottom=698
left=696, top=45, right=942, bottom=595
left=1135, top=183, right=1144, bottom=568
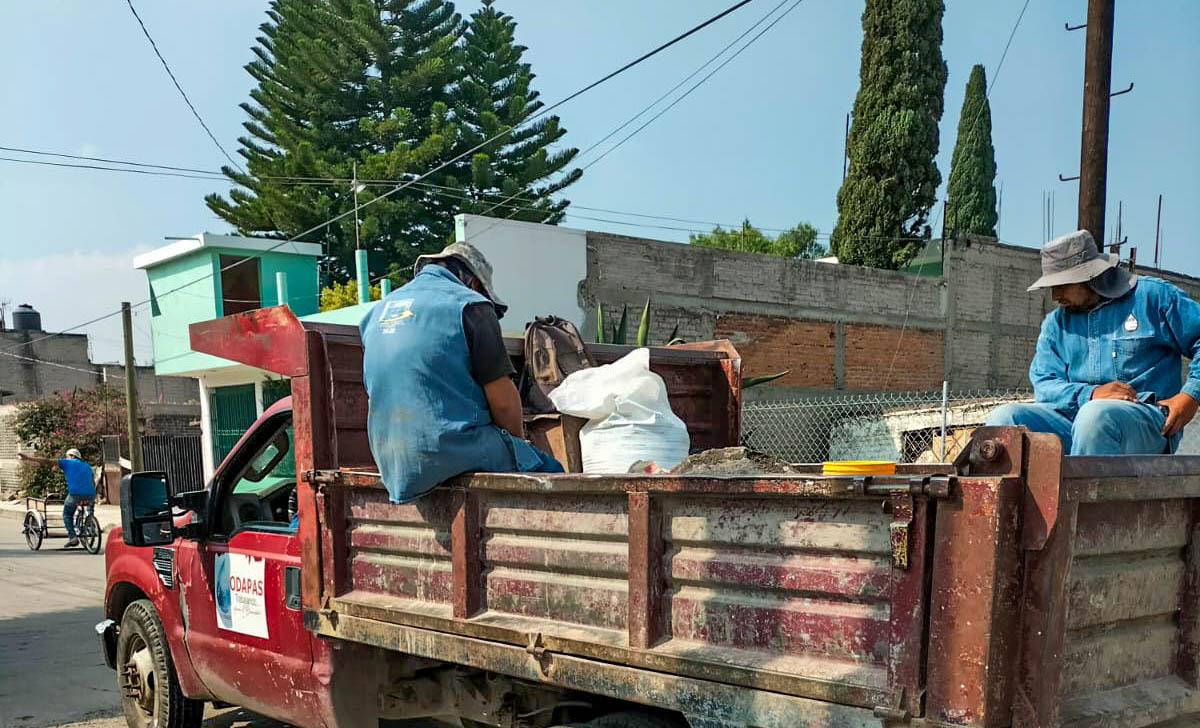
left=742, top=389, right=1033, bottom=464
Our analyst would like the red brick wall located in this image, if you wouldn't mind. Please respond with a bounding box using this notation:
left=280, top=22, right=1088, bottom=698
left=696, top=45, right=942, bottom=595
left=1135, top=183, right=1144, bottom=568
left=712, top=314, right=945, bottom=391
left=844, top=324, right=944, bottom=391
left=713, top=315, right=835, bottom=388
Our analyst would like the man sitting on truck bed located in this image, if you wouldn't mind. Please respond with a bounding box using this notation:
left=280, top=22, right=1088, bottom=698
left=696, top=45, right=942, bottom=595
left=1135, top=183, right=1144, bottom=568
left=360, top=241, right=562, bottom=503
left=987, top=230, right=1200, bottom=455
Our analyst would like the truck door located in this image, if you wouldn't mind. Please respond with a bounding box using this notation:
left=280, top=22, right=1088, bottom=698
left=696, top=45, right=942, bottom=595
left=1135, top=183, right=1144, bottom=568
left=174, top=411, right=322, bottom=723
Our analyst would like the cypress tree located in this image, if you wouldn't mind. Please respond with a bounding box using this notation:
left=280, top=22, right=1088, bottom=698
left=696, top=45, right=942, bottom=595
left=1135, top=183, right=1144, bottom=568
left=831, top=0, right=948, bottom=269
left=945, top=64, right=998, bottom=237
left=443, top=0, right=580, bottom=224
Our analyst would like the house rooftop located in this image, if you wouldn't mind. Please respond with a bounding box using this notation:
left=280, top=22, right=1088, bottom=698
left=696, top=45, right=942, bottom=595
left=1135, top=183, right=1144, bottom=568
left=134, top=233, right=322, bottom=270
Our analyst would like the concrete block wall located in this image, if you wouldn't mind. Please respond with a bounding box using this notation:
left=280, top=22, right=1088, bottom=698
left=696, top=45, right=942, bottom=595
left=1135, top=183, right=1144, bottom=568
left=580, top=231, right=1200, bottom=396
left=583, top=231, right=946, bottom=394
left=0, top=405, right=19, bottom=495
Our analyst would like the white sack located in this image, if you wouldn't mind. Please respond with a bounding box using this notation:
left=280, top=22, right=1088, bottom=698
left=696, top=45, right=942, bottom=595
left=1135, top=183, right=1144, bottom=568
left=548, top=348, right=690, bottom=473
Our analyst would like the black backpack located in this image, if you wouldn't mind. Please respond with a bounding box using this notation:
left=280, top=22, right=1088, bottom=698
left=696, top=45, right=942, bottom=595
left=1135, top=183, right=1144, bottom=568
left=521, top=316, right=595, bottom=413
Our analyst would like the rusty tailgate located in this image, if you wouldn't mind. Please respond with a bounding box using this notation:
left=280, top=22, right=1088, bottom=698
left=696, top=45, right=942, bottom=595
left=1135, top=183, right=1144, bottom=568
left=308, top=469, right=946, bottom=719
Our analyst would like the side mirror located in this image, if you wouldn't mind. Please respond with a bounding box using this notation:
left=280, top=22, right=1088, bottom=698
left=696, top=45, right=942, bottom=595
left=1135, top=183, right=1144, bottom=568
left=120, top=472, right=174, bottom=547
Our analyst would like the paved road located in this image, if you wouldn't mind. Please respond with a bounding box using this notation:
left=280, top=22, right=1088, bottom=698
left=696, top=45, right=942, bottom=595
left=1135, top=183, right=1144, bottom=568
left=0, top=518, right=449, bottom=728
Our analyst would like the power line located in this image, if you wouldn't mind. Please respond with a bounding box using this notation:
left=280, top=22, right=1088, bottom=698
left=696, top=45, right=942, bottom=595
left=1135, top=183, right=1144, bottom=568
left=0, top=349, right=109, bottom=378
left=0, top=145, right=219, bottom=175
left=576, top=0, right=793, bottom=164
left=470, top=0, right=796, bottom=223
left=0, top=144, right=830, bottom=234
left=474, top=0, right=802, bottom=225
left=124, top=0, right=243, bottom=171
left=0, top=155, right=225, bottom=181
left=7, top=0, right=759, bottom=357
left=582, top=0, right=804, bottom=173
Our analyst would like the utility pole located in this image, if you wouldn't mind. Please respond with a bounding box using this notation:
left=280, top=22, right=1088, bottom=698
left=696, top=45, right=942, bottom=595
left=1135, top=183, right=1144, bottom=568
left=122, top=302, right=143, bottom=472
left=1076, top=0, right=1116, bottom=244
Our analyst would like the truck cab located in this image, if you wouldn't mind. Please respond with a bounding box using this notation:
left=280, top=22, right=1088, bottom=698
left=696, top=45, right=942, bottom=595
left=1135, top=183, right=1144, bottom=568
left=100, top=399, right=335, bottom=728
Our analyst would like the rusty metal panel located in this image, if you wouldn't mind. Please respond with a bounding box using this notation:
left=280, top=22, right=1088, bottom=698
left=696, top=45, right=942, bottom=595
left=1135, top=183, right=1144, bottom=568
left=1054, top=498, right=1190, bottom=709
left=925, top=476, right=1025, bottom=726
left=451, top=489, right=482, bottom=618
left=661, top=493, right=898, bottom=703
left=627, top=492, right=664, bottom=649
left=480, top=490, right=631, bottom=632
left=343, top=486, right=455, bottom=609
left=310, top=609, right=879, bottom=728
left=1177, top=501, right=1200, bottom=688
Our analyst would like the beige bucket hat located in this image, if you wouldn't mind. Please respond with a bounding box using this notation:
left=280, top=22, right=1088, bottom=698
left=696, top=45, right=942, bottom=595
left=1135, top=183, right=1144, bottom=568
left=415, top=242, right=507, bottom=315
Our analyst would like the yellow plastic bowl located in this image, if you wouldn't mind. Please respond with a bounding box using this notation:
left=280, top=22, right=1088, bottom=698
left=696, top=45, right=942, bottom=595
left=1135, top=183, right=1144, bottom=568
left=822, top=460, right=897, bottom=476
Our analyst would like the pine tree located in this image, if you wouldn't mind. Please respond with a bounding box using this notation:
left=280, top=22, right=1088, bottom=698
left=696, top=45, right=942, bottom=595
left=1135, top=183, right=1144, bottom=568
left=945, top=64, right=998, bottom=237
left=831, top=0, right=948, bottom=269
left=443, top=0, right=580, bottom=224
left=204, top=0, right=465, bottom=282
left=208, top=0, right=579, bottom=283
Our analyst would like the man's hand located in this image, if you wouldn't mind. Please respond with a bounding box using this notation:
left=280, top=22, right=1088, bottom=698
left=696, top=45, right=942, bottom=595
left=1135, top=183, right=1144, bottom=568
left=1161, top=392, right=1199, bottom=437
left=1091, top=382, right=1137, bottom=402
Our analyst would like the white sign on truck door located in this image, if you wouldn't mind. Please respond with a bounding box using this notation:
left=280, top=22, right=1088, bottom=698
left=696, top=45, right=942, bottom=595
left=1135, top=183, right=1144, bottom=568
left=214, top=552, right=269, bottom=639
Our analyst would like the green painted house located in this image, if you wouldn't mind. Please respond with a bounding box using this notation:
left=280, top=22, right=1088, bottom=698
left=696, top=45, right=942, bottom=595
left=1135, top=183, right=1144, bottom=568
left=136, top=233, right=323, bottom=477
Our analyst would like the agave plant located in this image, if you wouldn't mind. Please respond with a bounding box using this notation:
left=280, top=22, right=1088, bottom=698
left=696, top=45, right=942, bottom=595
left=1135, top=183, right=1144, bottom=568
left=595, top=299, right=788, bottom=388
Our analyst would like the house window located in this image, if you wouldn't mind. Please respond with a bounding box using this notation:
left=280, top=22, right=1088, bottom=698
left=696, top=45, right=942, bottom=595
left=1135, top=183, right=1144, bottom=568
left=219, top=255, right=261, bottom=315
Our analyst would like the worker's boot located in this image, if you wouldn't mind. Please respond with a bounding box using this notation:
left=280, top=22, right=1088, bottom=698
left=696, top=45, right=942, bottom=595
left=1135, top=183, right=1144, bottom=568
left=62, top=538, right=79, bottom=549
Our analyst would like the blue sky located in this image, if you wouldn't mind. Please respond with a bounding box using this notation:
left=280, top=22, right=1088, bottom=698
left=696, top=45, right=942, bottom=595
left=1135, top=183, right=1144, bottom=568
left=1, top=0, right=1197, bottom=362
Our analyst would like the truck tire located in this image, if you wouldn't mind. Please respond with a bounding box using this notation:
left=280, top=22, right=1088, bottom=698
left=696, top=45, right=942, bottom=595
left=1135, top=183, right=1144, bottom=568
left=116, top=599, right=204, bottom=728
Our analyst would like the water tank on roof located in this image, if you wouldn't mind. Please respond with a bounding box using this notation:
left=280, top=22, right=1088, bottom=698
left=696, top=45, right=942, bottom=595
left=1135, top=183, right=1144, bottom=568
left=12, top=304, right=42, bottom=332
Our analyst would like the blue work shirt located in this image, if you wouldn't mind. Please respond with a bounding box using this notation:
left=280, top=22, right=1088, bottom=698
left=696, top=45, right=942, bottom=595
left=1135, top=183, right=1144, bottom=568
left=1032, top=277, right=1200, bottom=419
left=58, top=458, right=96, bottom=498
left=360, top=265, right=560, bottom=503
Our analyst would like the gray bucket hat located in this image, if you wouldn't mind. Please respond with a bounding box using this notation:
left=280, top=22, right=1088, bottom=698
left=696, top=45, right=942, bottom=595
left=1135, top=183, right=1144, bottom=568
left=415, top=242, right=507, bottom=315
left=1027, top=230, right=1136, bottom=298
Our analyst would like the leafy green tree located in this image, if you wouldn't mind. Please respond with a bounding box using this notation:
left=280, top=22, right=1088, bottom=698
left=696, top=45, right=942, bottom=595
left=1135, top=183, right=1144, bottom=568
left=207, top=0, right=579, bottom=283
left=946, top=64, right=998, bottom=237
left=831, top=0, right=948, bottom=269
left=318, top=279, right=383, bottom=311
left=441, top=0, right=580, bottom=223
left=690, top=220, right=825, bottom=259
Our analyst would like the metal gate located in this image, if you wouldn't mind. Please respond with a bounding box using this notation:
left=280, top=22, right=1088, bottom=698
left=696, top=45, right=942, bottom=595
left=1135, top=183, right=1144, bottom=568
left=209, top=383, right=258, bottom=466
left=142, top=435, right=204, bottom=494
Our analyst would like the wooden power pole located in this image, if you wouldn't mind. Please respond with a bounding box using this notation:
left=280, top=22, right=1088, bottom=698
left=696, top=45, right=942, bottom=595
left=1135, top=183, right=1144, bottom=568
left=1077, top=0, right=1116, bottom=244
left=122, top=302, right=144, bottom=472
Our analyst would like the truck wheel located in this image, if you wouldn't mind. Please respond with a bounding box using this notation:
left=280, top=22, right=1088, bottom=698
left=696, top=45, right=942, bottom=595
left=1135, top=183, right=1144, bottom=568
left=116, top=599, right=204, bottom=728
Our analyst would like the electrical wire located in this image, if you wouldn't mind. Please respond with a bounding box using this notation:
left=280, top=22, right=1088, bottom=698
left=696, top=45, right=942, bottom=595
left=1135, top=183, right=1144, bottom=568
left=0, top=145, right=219, bottom=175
left=581, top=0, right=804, bottom=173
left=0, top=156, right=226, bottom=181
left=124, top=0, right=243, bottom=171
left=0, top=349, right=108, bottom=378
left=472, top=0, right=802, bottom=226
left=6, top=0, right=759, bottom=356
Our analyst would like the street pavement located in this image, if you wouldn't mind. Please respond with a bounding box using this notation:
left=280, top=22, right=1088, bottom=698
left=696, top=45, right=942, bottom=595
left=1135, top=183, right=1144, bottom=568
left=0, top=512, right=449, bottom=728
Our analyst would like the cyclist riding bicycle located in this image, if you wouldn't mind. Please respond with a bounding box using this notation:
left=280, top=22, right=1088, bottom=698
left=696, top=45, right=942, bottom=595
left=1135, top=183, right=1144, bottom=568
left=18, top=447, right=96, bottom=549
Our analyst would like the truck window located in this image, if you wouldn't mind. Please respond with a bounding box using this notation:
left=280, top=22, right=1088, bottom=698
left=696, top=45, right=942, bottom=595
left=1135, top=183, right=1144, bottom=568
left=216, top=417, right=297, bottom=535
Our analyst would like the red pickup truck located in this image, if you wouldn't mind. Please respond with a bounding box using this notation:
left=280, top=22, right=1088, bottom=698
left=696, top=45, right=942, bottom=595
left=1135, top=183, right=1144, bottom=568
left=98, top=306, right=1200, bottom=728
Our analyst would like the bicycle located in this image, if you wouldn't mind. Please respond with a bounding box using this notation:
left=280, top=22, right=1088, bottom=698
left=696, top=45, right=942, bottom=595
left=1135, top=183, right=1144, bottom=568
left=22, top=495, right=103, bottom=554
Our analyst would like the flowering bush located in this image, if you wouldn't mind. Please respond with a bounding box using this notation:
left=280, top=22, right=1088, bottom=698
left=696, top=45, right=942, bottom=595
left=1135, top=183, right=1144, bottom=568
left=13, top=384, right=129, bottom=496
